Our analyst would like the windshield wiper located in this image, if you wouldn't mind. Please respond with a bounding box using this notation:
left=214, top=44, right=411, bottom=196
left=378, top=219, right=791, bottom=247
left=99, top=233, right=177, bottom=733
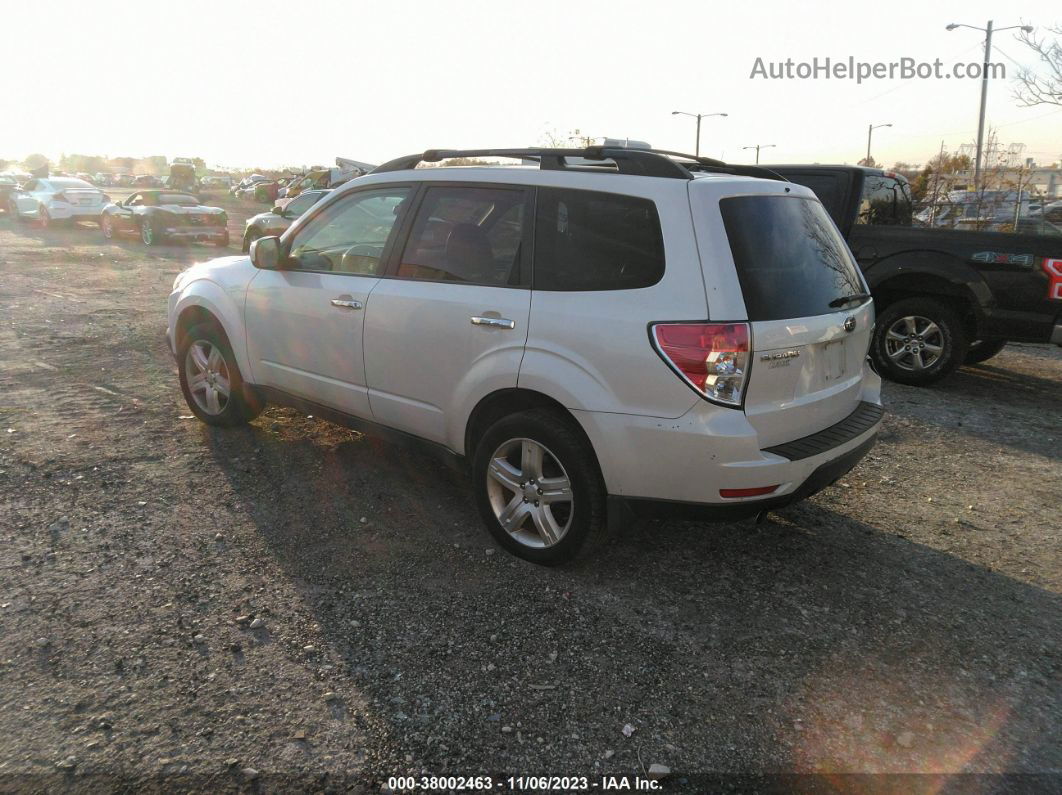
left=829, top=293, right=871, bottom=309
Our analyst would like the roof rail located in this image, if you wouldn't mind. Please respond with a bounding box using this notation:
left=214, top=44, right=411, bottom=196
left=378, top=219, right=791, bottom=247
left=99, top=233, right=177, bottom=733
left=371, top=148, right=789, bottom=182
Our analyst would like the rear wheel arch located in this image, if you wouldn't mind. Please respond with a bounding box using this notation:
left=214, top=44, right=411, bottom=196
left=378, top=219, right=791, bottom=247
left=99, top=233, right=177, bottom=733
left=463, top=389, right=593, bottom=461
left=870, top=270, right=983, bottom=339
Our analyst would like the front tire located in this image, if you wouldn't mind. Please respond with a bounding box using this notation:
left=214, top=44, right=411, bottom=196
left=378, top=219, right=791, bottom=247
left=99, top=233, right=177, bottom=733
left=964, top=339, right=1007, bottom=365
left=472, top=408, right=605, bottom=565
left=871, top=297, right=969, bottom=386
left=177, top=321, right=263, bottom=426
left=141, top=219, right=160, bottom=246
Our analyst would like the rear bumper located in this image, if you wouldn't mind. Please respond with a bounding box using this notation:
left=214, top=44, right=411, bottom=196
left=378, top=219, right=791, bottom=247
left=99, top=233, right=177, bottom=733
left=610, top=434, right=877, bottom=524
left=573, top=363, right=882, bottom=512
left=49, top=204, right=104, bottom=219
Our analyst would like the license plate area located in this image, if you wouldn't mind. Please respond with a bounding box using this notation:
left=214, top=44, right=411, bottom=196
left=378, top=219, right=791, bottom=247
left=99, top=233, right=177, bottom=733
left=824, top=339, right=847, bottom=381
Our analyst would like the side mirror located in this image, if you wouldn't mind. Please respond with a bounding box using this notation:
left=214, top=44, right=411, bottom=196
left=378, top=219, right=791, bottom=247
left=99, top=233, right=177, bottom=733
left=250, top=236, right=282, bottom=270
left=270, top=205, right=285, bottom=216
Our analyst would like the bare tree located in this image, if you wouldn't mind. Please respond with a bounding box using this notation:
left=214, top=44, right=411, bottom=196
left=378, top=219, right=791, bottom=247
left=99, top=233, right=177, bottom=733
left=1014, top=24, right=1062, bottom=107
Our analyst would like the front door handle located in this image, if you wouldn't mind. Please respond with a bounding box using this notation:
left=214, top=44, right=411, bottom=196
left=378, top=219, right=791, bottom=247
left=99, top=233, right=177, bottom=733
left=331, top=298, right=363, bottom=310
left=470, top=315, right=515, bottom=330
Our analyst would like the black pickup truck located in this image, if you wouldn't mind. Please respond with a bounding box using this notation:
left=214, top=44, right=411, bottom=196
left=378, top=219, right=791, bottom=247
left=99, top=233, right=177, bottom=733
left=767, top=165, right=1062, bottom=386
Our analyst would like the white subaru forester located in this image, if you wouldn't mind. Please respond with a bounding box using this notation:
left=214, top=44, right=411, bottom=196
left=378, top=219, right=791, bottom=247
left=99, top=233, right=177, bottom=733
left=167, top=147, right=883, bottom=564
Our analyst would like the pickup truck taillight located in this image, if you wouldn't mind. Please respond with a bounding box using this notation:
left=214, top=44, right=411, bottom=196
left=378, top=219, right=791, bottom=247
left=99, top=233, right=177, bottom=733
left=1043, top=258, right=1062, bottom=300
left=651, top=322, right=750, bottom=408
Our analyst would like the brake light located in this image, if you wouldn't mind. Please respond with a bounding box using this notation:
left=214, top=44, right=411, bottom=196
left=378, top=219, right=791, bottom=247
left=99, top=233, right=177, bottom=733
left=651, top=322, right=750, bottom=407
left=52, top=192, right=67, bottom=203
left=1043, top=258, right=1062, bottom=301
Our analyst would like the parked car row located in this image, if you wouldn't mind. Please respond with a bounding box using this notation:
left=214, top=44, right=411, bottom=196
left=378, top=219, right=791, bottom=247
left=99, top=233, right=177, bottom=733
left=6, top=177, right=229, bottom=246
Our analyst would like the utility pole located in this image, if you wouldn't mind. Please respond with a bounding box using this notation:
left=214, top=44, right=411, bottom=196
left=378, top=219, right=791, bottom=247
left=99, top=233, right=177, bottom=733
left=741, top=144, right=776, bottom=164
left=946, top=20, right=1033, bottom=190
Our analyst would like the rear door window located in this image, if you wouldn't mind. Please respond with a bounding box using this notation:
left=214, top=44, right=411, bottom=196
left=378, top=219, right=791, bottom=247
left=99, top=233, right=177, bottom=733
left=856, top=175, right=913, bottom=226
left=395, top=185, right=528, bottom=286
left=533, top=188, right=664, bottom=290
left=719, top=195, right=865, bottom=321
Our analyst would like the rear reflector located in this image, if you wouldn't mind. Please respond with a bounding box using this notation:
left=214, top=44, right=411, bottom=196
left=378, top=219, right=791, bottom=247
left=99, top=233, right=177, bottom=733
left=719, top=485, right=779, bottom=498
left=651, top=322, right=750, bottom=407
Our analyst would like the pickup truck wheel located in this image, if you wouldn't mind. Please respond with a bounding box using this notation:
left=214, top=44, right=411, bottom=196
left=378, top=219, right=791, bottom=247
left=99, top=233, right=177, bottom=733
left=178, top=322, right=263, bottom=426
left=964, top=339, right=1007, bottom=365
left=872, top=297, right=968, bottom=386
left=140, top=220, right=158, bottom=246
left=472, top=408, right=605, bottom=566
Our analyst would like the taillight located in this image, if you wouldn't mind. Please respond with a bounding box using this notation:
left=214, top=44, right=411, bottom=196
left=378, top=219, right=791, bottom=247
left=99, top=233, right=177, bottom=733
left=52, top=192, right=67, bottom=203
left=1043, top=258, right=1062, bottom=301
left=651, top=322, right=750, bottom=407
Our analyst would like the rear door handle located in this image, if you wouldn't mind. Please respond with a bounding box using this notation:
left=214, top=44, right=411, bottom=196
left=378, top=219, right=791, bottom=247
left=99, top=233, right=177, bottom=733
left=331, top=298, right=363, bottom=310
left=470, top=315, right=515, bottom=330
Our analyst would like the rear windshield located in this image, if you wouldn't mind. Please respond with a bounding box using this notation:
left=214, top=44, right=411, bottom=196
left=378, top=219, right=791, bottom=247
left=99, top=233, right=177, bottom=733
left=156, top=193, right=199, bottom=206
left=719, top=195, right=864, bottom=321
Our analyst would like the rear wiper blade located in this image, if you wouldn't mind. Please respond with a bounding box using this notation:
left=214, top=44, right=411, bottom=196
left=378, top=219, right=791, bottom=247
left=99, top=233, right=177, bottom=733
left=829, top=293, right=871, bottom=309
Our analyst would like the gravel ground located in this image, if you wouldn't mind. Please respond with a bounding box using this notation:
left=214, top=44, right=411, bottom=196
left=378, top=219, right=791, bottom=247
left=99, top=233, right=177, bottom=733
left=1, top=199, right=1060, bottom=792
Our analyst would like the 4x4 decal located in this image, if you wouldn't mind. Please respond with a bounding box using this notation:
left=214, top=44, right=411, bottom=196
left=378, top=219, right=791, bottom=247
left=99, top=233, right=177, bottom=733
left=970, top=251, right=1035, bottom=268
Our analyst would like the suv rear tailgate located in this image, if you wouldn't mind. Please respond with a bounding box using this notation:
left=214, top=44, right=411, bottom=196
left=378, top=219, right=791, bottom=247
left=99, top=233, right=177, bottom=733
left=690, top=181, right=876, bottom=448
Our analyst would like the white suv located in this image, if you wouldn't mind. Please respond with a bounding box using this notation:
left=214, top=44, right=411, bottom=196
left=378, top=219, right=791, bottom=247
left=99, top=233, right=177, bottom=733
left=167, top=147, right=883, bottom=564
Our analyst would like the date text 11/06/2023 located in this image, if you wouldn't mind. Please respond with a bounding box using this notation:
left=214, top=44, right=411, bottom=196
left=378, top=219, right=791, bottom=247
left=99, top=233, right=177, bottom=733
left=386, top=775, right=664, bottom=791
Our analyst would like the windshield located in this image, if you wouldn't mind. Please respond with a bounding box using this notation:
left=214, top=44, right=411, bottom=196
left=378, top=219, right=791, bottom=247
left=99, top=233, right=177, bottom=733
left=719, top=195, right=865, bottom=321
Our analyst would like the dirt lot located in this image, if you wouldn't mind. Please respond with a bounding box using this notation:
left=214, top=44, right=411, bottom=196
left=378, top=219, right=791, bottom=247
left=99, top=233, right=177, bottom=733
left=1, top=194, right=1060, bottom=791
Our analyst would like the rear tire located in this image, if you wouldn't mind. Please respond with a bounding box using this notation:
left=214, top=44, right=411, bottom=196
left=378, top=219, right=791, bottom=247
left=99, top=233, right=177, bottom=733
left=964, top=339, right=1007, bottom=365
left=177, top=321, right=263, bottom=426
left=472, top=408, right=605, bottom=565
left=871, top=297, right=969, bottom=386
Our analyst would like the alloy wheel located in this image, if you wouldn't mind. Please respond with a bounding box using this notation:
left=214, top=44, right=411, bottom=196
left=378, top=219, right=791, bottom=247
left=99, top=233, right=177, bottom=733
left=884, top=315, right=944, bottom=371
left=141, top=222, right=153, bottom=245
left=485, top=438, right=574, bottom=548
left=184, top=340, right=231, bottom=415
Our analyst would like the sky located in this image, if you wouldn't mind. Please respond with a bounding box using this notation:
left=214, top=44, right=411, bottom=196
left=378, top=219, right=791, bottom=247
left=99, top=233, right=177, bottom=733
left=3, top=0, right=1060, bottom=171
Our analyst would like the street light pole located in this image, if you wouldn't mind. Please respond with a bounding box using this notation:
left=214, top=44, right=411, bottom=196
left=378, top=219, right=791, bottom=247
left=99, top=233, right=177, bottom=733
left=866, top=123, right=892, bottom=164
left=741, top=144, right=776, bottom=164
left=672, top=111, right=728, bottom=158
left=946, top=20, right=1033, bottom=189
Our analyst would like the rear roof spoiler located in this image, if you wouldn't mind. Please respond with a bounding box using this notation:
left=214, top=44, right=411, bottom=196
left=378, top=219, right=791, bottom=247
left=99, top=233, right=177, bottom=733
left=371, top=147, right=789, bottom=182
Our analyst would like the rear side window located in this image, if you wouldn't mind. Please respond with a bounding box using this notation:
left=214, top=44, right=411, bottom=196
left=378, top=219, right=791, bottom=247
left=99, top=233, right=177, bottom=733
left=856, top=175, right=913, bottom=226
left=534, top=188, right=664, bottom=291
left=719, top=196, right=864, bottom=321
